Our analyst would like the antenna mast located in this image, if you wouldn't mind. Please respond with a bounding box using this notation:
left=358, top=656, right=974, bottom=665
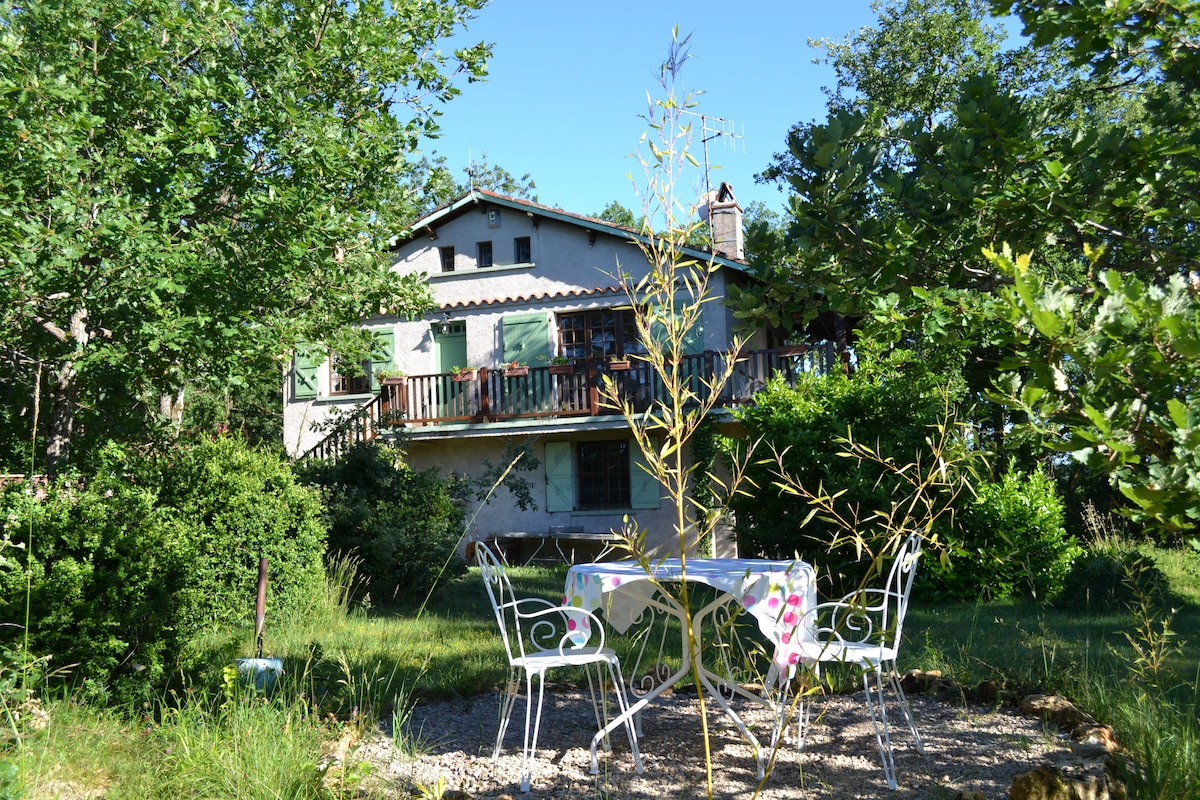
left=683, top=111, right=745, bottom=201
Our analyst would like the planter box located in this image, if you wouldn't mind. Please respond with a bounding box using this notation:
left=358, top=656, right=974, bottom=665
left=380, top=376, right=407, bottom=386
left=502, top=367, right=529, bottom=377
left=453, top=369, right=478, bottom=382
left=607, top=360, right=631, bottom=371
left=548, top=364, right=575, bottom=375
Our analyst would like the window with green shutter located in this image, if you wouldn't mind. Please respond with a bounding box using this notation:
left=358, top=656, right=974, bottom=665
left=544, top=439, right=661, bottom=512
left=545, top=441, right=574, bottom=512
left=293, top=343, right=322, bottom=399
left=369, top=330, right=395, bottom=392
left=502, top=313, right=551, bottom=364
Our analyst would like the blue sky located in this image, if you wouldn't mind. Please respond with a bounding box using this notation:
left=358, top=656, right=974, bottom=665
left=422, top=1, right=884, bottom=218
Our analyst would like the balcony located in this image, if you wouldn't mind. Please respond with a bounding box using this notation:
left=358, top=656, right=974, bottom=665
left=299, top=344, right=837, bottom=462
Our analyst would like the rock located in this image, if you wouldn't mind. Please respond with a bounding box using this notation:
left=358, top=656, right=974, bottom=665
left=1010, top=761, right=1126, bottom=800
left=900, top=668, right=942, bottom=693
left=975, top=680, right=1000, bottom=705
left=1019, top=694, right=1096, bottom=734
left=1070, top=725, right=1120, bottom=758
left=952, top=791, right=990, bottom=800
left=900, top=668, right=963, bottom=702
left=1011, top=765, right=1072, bottom=800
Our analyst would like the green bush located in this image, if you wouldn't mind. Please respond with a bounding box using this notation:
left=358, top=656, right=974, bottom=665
left=731, top=343, right=966, bottom=593
left=927, top=469, right=1079, bottom=600
left=300, top=444, right=466, bottom=603
left=1057, top=537, right=1170, bottom=610
left=147, top=437, right=328, bottom=633
left=0, top=463, right=187, bottom=702
left=0, top=439, right=326, bottom=703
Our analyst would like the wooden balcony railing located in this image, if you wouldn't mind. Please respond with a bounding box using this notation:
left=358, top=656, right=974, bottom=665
left=298, top=343, right=837, bottom=463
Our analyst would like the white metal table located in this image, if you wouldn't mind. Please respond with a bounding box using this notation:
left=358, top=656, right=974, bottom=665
left=563, top=557, right=817, bottom=777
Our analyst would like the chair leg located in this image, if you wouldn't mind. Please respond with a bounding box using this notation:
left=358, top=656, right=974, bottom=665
left=861, top=666, right=899, bottom=790
left=493, top=668, right=519, bottom=763
left=582, top=662, right=612, bottom=753
left=884, top=662, right=925, bottom=755
left=607, top=657, right=643, bottom=774
left=519, top=670, right=547, bottom=793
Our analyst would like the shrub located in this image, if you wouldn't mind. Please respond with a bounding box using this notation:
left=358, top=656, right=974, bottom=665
left=146, top=437, right=328, bottom=633
left=300, top=444, right=466, bottom=603
left=0, top=439, right=327, bottom=703
left=731, top=343, right=966, bottom=593
left=927, top=469, right=1078, bottom=600
left=0, top=463, right=188, bottom=702
left=1057, top=535, right=1170, bottom=610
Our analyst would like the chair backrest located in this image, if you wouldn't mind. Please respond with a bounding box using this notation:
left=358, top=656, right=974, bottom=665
left=809, top=532, right=923, bottom=656
left=475, top=541, right=524, bottom=665
left=881, top=532, right=923, bottom=653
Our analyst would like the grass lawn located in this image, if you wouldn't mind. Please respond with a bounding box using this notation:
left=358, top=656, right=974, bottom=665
left=11, top=543, right=1200, bottom=799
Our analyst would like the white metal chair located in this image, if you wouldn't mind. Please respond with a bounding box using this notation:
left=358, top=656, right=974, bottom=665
left=475, top=542, right=641, bottom=792
left=795, top=532, right=926, bottom=790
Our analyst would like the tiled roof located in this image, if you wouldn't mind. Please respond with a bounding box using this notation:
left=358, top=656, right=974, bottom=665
left=438, top=285, right=626, bottom=312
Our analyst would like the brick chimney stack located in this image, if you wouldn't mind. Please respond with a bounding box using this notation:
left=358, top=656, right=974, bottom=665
left=700, top=182, right=744, bottom=261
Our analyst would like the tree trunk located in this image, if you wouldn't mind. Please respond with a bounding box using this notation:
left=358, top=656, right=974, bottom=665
left=45, top=363, right=79, bottom=476
left=44, top=306, right=91, bottom=476
left=159, top=386, right=186, bottom=436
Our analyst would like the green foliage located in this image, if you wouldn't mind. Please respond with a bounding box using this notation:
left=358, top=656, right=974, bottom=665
left=1058, top=537, right=1170, bottom=613
left=592, top=200, right=639, bottom=228
left=988, top=247, right=1200, bottom=538
left=0, top=439, right=326, bottom=703
left=300, top=444, right=466, bottom=603
left=0, top=465, right=187, bottom=702
left=146, top=437, right=328, bottom=634
left=732, top=343, right=965, bottom=590
left=745, top=0, right=1200, bottom=545
left=927, top=469, right=1077, bottom=600
left=0, top=0, right=487, bottom=471
left=405, top=151, right=539, bottom=219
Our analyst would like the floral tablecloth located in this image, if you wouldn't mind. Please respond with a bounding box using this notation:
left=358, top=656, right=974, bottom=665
left=563, top=558, right=816, bottom=668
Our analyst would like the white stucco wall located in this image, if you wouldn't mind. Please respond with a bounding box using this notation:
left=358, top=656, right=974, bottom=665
left=404, top=434, right=731, bottom=557
left=280, top=194, right=754, bottom=559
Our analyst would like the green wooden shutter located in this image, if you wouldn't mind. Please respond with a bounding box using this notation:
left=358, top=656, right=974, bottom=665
left=502, top=313, right=551, bottom=363
left=370, top=330, right=395, bottom=391
left=649, top=306, right=704, bottom=356
left=545, top=441, right=574, bottom=512
left=294, top=343, right=321, bottom=399
left=630, top=445, right=661, bottom=509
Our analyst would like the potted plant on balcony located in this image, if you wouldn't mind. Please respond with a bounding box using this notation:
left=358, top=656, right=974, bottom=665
left=499, top=360, right=529, bottom=377
left=451, top=365, right=479, bottom=382
left=375, top=368, right=407, bottom=386
left=606, top=355, right=631, bottom=371
left=545, top=355, right=575, bottom=375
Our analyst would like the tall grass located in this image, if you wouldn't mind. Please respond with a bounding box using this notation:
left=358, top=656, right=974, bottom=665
left=12, top=528, right=1200, bottom=799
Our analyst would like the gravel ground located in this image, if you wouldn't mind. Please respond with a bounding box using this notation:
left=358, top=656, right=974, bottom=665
left=354, top=684, right=1076, bottom=799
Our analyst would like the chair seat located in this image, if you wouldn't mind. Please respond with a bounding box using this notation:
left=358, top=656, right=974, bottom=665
left=797, top=641, right=898, bottom=667
left=513, top=646, right=619, bottom=670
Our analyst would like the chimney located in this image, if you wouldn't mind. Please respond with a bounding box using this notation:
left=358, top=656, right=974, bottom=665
left=699, top=182, right=744, bottom=260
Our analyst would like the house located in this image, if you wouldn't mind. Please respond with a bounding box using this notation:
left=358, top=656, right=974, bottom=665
left=282, top=185, right=834, bottom=558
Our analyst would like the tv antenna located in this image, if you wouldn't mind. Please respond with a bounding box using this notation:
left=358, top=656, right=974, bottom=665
left=682, top=111, right=745, bottom=201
